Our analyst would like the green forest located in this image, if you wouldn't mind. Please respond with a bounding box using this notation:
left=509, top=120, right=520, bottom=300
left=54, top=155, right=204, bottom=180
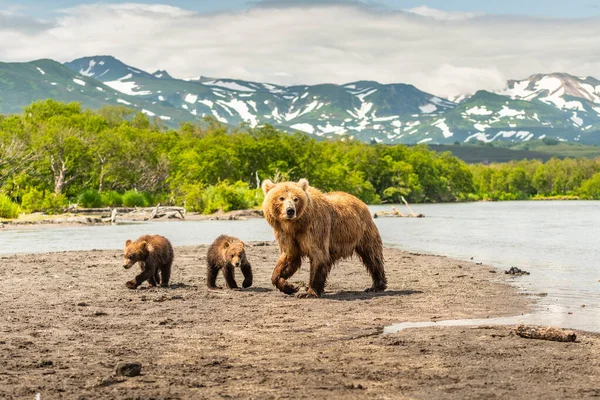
left=1, top=100, right=599, bottom=218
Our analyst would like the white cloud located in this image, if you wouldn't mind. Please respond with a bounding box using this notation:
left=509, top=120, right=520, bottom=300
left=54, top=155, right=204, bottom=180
left=404, top=6, right=482, bottom=21
left=0, top=2, right=600, bottom=98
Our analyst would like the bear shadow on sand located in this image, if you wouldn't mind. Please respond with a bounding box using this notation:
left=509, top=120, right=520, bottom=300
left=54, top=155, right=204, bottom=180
left=321, top=289, right=422, bottom=302
left=134, top=282, right=198, bottom=290
left=241, top=287, right=272, bottom=293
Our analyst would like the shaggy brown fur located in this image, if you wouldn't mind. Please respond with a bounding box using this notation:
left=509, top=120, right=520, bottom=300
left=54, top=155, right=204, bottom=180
left=262, top=178, right=386, bottom=298
left=206, top=235, right=252, bottom=289
left=123, top=235, right=173, bottom=289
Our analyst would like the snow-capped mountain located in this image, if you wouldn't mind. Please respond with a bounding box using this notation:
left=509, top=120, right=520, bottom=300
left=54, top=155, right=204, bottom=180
left=62, top=56, right=455, bottom=142
left=1, top=56, right=600, bottom=144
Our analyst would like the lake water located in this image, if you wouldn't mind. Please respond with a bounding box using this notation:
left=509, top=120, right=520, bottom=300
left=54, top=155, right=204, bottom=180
left=1, top=201, right=599, bottom=332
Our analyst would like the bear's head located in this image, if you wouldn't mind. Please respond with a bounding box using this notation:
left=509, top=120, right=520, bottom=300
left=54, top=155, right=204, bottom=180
left=262, top=178, right=310, bottom=222
left=222, top=240, right=246, bottom=268
left=123, top=239, right=149, bottom=269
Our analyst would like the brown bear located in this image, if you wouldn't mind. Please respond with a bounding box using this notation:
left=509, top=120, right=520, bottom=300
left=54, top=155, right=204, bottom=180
left=206, top=235, right=252, bottom=289
left=122, top=235, right=173, bottom=289
left=262, top=178, right=386, bottom=298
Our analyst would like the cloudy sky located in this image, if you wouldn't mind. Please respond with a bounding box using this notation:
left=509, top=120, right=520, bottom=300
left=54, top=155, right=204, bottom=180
left=1, top=0, right=600, bottom=98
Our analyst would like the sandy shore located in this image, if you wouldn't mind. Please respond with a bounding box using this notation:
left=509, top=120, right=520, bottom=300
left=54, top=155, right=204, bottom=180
left=0, top=243, right=598, bottom=399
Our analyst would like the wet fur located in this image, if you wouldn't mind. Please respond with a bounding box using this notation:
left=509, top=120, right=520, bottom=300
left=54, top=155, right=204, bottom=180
left=262, top=179, right=387, bottom=298
left=123, top=235, right=174, bottom=289
left=206, top=235, right=253, bottom=289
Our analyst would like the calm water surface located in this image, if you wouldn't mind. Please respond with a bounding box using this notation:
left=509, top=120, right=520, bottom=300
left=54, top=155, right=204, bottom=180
left=1, top=201, right=598, bottom=331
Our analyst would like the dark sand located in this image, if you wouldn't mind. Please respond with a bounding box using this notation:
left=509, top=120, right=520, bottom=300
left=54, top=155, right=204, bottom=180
left=0, top=243, right=598, bottom=399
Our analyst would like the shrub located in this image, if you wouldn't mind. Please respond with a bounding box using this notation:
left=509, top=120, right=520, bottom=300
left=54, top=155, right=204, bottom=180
left=579, top=173, right=600, bottom=200
left=0, top=194, right=21, bottom=219
left=22, top=188, right=68, bottom=214
left=21, top=187, right=45, bottom=212
left=101, top=190, right=123, bottom=207
left=122, top=190, right=148, bottom=207
left=174, top=184, right=205, bottom=212
left=77, top=190, right=103, bottom=208
left=202, top=181, right=262, bottom=214
left=42, top=194, right=68, bottom=214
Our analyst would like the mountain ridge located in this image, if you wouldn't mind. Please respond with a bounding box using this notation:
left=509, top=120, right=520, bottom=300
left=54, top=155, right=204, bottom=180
left=0, top=55, right=599, bottom=145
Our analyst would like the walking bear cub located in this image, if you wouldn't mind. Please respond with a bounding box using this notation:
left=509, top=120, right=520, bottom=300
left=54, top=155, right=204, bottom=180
left=206, top=235, right=252, bottom=290
left=262, top=178, right=387, bottom=298
left=123, top=235, right=173, bottom=289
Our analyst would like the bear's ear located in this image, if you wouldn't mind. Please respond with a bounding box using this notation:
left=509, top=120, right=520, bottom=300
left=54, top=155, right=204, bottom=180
left=298, top=178, right=309, bottom=192
left=262, top=179, right=275, bottom=195
left=223, top=241, right=230, bottom=249
left=140, top=241, right=147, bottom=250
left=125, top=239, right=132, bottom=247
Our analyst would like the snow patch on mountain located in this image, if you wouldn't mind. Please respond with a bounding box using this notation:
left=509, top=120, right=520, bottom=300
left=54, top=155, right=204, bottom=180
left=432, top=119, right=453, bottom=138
left=205, top=80, right=255, bottom=92
left=317, top=122, right=346, bottom=135
left=291, top=123, right=315, bottom=134
left=497, top=106, right=525, bottom=118
left=419, top=104, right=437, bottom=113
left=356, top=89, right=377, bottom=102
left=79, top=60, right=96, bottom=77
left=219, top=99, right=258, bottom=127
left=185, top=94, right=198, bottom=104
left=465, top=106, right=493, bottom=116
left=105, top=74, right=152, bottom=96
left=571, top=112, right=583, bottom=126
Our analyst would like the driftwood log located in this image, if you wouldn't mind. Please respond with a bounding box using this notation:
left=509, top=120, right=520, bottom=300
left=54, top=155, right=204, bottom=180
left=374, top=206, right=424, bottom=219
left=514, top=325, right=577, bottom=342
left=68, top=206, right=186, bottom=219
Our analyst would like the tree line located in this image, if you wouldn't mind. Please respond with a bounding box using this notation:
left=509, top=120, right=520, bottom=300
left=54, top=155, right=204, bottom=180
left=0, top=100, right=599, bottom=218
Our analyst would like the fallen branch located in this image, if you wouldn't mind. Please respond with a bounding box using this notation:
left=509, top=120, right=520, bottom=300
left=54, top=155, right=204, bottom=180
left=514, top=325, right=577, bottom=342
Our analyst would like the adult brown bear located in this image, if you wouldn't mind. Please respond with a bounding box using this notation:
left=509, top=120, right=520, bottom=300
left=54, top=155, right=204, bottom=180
left=262, top=178, right=386, bottom=298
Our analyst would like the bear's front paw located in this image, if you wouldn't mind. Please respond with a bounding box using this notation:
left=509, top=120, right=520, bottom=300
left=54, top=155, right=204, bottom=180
left=364, top=284, right=386, bottom=293
left=280, top=283, right=300, bottom=295
left=125, top=280, right=138, bottom=290
left=296, top=288, right=320, bottom=298
left=242, top=280, right=252, bottom=289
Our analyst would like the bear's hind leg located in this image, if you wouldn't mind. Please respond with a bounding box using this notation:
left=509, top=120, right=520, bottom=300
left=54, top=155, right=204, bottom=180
left=148, top=273, right=158, bottom=287
left=206, top=262, right=220, bottom=288
left=298, top=255, right=332, bottom=298
left=356, top=242, right=387, bottom=292
left=159, top=262, right=171, bottom=287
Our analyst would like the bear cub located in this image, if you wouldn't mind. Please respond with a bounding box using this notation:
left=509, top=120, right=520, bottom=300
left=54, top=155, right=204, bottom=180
left=207, top=235, right=252, bottom=290
left=123, top=234, right=174, bottom=289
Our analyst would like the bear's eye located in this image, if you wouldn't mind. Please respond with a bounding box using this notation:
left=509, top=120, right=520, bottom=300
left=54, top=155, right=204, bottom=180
left=279, top=196, right=285, bottom=201
left=128, top=255, right=135, bottom=260
left=293, top=197, right=299, bottom=202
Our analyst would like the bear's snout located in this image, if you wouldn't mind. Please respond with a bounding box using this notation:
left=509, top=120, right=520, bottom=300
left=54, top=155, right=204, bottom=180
left=286, top=207, right=296, bottom=218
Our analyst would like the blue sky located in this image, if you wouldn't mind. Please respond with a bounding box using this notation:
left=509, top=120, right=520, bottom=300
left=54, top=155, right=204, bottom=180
left=3, top=0, right=600, bottom=18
